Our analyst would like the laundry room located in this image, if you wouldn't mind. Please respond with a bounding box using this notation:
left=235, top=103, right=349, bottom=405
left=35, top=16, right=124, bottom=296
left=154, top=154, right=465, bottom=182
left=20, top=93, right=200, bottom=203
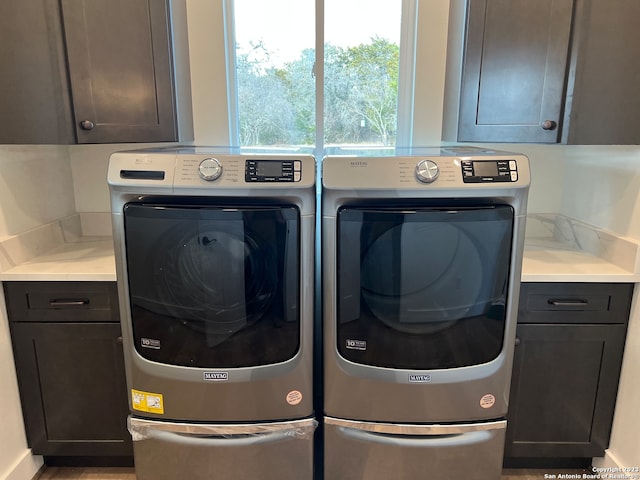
left=1, top=1, right=640, bottom=479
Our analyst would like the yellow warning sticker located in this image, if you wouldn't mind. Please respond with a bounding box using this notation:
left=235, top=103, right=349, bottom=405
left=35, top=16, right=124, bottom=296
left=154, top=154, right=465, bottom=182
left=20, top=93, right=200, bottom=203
left=131, top=389, right=164, bottom=415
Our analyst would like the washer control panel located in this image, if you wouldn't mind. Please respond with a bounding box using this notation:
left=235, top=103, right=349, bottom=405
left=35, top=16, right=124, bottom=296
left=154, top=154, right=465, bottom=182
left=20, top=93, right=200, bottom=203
left=245, top=159, right=302, bottom=182
left=461, top=159, right=518, bottom=183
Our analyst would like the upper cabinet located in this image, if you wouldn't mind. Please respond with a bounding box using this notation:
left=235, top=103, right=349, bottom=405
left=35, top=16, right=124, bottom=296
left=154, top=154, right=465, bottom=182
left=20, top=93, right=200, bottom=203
left=443, top=0, right=640, bottom=144
left=0, top=0, right=192, bottom=145
left=0, top=1, right=75, bottom=144
left=565, top=0, right=640, bottom=144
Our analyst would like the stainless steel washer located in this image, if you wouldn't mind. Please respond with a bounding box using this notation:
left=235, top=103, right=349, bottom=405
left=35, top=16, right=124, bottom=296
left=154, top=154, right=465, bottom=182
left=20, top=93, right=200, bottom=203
left=108, top=147, right=316, bottom=480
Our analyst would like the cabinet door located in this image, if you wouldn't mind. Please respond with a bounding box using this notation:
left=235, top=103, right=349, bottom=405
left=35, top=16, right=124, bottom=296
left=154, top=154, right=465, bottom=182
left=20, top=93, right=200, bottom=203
left=505, top=323, right=626, bottom=458
left=0, top=0, right=74, bottom=144
left=458, top=0, right=573, bottom=142
left=11, top=322, right=132, bottom=456
left=565, top=0, right=640, bottom=144
left=61, top=0, right=178, bottom=143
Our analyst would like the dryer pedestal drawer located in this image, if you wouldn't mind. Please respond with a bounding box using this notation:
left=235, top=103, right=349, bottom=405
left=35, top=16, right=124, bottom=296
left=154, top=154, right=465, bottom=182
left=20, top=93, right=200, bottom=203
left=324, top=417, right=506, bottom=480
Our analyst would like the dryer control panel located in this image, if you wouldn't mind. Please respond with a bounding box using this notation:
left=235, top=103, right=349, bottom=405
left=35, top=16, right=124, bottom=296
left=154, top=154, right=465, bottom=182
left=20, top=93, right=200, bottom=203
left=461, top=159, right=518, bottom=183
left=322, top=153, right=530, bottom=191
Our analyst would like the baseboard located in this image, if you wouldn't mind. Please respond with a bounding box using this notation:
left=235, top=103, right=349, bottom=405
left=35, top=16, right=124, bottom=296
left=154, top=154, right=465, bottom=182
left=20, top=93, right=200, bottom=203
left=1, top=450, right=43, bottom=480
left=592, top=450, right=624, bottom=471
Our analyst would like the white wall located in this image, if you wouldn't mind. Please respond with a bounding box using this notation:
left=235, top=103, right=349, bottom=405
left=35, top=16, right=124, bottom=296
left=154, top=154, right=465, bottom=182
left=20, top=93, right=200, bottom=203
left=0, top=146, right=76, bottom=238
left=560, top=146, right=640, bottom=239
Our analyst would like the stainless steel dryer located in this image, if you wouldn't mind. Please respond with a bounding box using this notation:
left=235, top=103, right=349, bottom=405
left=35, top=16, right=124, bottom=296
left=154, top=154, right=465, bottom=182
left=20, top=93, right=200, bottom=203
left=108, top=147, right=316, bottom=480
left=322, top=147, right=530, bottom=480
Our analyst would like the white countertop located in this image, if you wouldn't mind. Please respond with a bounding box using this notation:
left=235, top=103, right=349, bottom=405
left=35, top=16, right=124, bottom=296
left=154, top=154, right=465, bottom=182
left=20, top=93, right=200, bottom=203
left=522, top=246, right=639, bottom=283
left=0, top=237, right=116, bottom=282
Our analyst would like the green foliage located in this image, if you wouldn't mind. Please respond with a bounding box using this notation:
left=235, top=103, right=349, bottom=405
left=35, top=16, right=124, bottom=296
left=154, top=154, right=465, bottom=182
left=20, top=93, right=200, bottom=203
left=236, top=38, right=399, bottom=146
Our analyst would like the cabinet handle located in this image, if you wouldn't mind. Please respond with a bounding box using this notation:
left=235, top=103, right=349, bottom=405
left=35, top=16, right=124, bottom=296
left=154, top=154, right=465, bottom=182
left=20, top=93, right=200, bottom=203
left=49, top=298, right=90, bottom=307
left=547, top=299, right=588, bottom=307
left=514, top=337, right=520, bottom=346
left=116, top=336, right=123, bottom=344
left=80, top=120, right=95, bottom=130
left=541, top=120, right=558, bottom=131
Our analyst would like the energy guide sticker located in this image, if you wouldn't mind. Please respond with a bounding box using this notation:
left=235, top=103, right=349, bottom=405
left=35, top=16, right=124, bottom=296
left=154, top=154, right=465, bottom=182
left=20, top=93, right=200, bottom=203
left=132, top=389, right=164, bottom=414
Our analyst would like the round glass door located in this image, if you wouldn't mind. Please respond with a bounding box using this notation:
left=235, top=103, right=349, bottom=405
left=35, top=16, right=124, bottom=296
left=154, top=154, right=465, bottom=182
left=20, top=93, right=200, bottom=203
left=337, top=204, right=514, bottom=369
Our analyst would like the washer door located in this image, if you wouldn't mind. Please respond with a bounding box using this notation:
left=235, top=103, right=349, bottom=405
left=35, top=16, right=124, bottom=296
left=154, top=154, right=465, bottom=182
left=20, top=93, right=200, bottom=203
left=124, top=202, right=300, bottom=368
left=337, top=204, right=514, bottom=369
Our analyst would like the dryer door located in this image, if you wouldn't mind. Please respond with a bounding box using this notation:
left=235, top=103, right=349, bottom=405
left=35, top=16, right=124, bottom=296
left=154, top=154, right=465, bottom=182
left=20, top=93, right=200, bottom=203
left=336, top=204, right=514, bottom=370
left=123, top=202, right=300, bottom=368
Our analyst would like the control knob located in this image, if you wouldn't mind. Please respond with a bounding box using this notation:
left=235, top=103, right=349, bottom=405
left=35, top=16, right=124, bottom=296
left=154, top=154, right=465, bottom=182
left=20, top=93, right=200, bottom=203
left=415, top=159, right=439, bottom=183
left=198, top=157, right=223, bottom=181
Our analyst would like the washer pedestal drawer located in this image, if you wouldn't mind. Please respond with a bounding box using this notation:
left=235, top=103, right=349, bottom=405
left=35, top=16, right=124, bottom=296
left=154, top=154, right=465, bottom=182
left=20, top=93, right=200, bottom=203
left=130, top=417, right=316, bottom=480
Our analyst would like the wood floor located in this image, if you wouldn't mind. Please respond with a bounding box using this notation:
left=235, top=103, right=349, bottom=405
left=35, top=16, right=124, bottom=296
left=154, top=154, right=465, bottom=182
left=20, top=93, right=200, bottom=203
left=36, top=466, right=589, bottom=479
left=36, top=468, right=136, bottom=480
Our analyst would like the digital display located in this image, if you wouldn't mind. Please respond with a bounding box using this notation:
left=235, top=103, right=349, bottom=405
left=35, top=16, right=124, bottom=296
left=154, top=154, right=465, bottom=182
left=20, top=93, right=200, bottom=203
left=256, top=161, right=283, bottom=177
left=473, top=161, right=499, bottom=177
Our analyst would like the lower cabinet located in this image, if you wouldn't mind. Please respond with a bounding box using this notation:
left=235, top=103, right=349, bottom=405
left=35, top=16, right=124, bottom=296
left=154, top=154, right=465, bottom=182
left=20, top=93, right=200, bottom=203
left=505, top=283, right=633, bottom=462
left=5, top=282, right=132, bottom=458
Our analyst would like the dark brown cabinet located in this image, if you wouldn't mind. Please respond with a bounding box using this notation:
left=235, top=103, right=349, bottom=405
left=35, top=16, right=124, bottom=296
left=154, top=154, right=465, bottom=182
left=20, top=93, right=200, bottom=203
left=0, top=1, right=75, bottom=144
left=505, top=283, right=633, bottom=463
left=456, top=0, right=573, bottom=143
left=0, top=0, right=187, bottom=144
left=445, top=0, right=640, bottom=144
left=5, top=282, right=132, bottom=458
left=564, top=0, right=640, bottom=144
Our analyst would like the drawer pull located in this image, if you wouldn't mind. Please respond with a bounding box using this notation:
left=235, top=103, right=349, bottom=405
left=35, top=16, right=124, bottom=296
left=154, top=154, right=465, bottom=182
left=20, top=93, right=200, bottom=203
left=547, top=299, right=589, bottom=307
left=48, top=299, right=90, bottom=308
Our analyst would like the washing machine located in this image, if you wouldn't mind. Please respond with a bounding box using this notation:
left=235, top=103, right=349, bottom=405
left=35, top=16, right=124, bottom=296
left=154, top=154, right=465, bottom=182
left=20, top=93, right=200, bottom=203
left=321, top=147, right=530, bottom=479
left=108, top=147, right=316, bottom=480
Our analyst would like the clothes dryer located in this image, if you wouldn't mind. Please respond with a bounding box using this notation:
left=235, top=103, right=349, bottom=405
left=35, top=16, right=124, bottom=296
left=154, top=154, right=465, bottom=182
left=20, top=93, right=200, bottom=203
left=322, top=147, right=530, bottom=480
left=108, top=147, right=316, bottom=480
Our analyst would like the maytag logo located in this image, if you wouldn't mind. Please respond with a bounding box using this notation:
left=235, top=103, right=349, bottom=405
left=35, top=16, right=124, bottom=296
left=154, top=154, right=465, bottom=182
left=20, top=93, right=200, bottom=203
left=349, top=160, right=368, bottom=168
left=203, top=372, right=229, bottom=381
left=409, top=374, right=432, bottom=383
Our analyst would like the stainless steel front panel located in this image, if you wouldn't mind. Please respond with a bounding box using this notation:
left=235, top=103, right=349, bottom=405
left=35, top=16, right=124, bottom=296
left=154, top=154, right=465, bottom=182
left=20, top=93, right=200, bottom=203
left=324, top=417, right=506, bottom=480
left=130, top=417, right=316, bottom=480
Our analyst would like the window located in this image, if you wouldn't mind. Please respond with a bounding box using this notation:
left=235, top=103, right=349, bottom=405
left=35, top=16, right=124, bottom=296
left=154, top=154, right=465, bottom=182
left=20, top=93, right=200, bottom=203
left=232, top=0, right=315, bottom=149
left=228, top=0, right=416, bottom=152
left=324, top=0, right=402, bottom=151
